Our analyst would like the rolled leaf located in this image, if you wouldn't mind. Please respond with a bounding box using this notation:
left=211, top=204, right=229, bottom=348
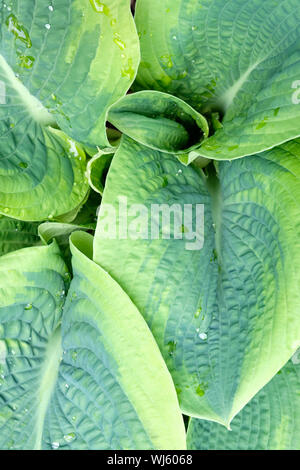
left=109, top=91, right=209, bottom=154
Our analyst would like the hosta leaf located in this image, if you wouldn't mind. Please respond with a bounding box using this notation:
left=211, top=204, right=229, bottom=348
left=0, top=0, right=140, bottom=220
left=0, top=240, right=69, bottom=450
left=0, top=119, right=89, bottom=221
left=94, top=136, right=300, bottom=426
left=0, top=215, right=40, bottom=255
left=135, top=0, right=300, bottom=160
left=187, top=357, right=300, bottom=450
left=108, top=91, right=209, bottom=154
left=1, top=0, right=139, bottom=147
left=0, top=232, right=186, bottom=449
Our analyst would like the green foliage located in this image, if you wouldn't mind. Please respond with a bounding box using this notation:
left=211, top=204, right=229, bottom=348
left=0, top=0, right=299, bottom=450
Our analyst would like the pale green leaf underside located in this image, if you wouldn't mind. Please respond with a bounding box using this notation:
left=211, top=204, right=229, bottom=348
left=187, top=358, right=300, bottom=450
left=94, top=136, right=300, bottom=426
left=108, top=90, right=209, bottom=154
left=0, top=233, right=186, bottom=450
left=135, top=0, right=300, bottom=159
left=0, top=215, right=40, bottom=255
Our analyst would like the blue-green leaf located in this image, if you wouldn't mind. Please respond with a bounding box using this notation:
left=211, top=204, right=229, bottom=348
left=135, top=0, right=300, bottom=160
left=94, top=136, right=300, bottom=426
left=187, top=357, right=300, bottom=450
left=0, top=232, right=186, bottom=449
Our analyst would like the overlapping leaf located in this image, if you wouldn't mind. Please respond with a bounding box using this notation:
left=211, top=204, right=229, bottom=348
left=94, top=136, right=300, bottom=426
left=135, top=0, right=300, bottom=160
left=0, top=215, right=40, bottom=255
left=0, top=0, right=139, bottom=220
left=187, top=356, right=300, bottom=450
left=108, top=90, right=209, bottom=154
left=0, top=232, right=186, bottom=449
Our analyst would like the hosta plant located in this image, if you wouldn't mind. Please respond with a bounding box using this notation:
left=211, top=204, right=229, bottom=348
left=0, top=0, right=299, bottom=450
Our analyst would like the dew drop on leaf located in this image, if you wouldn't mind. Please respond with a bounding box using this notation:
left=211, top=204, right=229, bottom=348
left=18, top=161, right=28, bottom=169
left=6, top=14, right=32, bottom=48
left=64, top=432, right=76, bottom=443
left=199, top=332, right=207, bottom=341
left=89, top=0, right=110, bottom=15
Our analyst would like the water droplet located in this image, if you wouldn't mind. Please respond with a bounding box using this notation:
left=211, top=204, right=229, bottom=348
left=64, top=432, right=76, bottom=443
left=24, top=303, right=32, bottom=311
left=256, top=117, right=269, bottom=130
left=45, top=23, right=51, bottom=30
left=113, top=33, right=126, bottom=50
left=6, top=14, right=32, bottom=48
left=18, top=161, right=28, bottom=169
left=51, top=441, right=60, bottom=450
left=227, top=145, right=239, bottom=151
left=172, top=35, right=177, bottom=40
left=191, top=25, right=197, bottom=31
left=48, top=5, right=54, bottom=12
left=196, top=384, right=205, bottom=397
left=18, top=54, right=35, bottom=69
left=68, top=139, right=79, bottom=157
left=199, top=332, right=207, bottom=340
left=121, top=58, right=135, bottom=80
left=71, top=351, right=78, bottom=361
left=194, top=307, right=201, bottom=318
left=178, top=70, right=188, bottom=79
left=167, top=340, right=177, bottom=356
left=64, top=272, right=71, bottom=281
left=89, top=0, right=110, bottom=15
left=160, top=54, right=173, bottom=69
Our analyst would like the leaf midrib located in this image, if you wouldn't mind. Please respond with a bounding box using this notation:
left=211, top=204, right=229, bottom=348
left=33, top=326, right=62, bottom=450
left=0, top=54, right=56, bottom=127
